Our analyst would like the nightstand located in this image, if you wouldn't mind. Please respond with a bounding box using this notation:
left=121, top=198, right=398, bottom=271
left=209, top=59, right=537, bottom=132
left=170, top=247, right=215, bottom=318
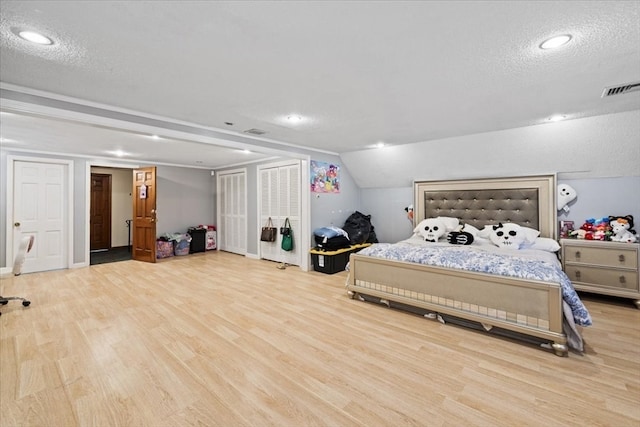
left=561, top=239, right=640, bottom=308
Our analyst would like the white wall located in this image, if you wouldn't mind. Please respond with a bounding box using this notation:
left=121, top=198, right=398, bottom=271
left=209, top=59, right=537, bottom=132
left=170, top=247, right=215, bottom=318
left=341, top=110, right=640, bottom=188
left=352, top=110, right=640, bottom=243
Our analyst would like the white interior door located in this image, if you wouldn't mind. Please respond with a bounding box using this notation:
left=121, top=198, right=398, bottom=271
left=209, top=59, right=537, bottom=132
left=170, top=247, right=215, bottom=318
left=12, top=160, right=68, bottom=273
left=217, top=169, right=247, bottom=255
left=259, top=161, right=301, bottom=266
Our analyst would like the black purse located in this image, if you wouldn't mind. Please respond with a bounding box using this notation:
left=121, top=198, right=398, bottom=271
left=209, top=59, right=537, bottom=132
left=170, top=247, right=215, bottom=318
left=260, top=217, right=277, bottom=242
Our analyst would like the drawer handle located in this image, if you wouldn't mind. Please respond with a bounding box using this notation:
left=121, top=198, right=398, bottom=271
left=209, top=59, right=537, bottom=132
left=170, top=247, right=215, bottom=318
left=575, top=270, right=581, bottom=279
left=619, top=254, right=625, bottom=263
left=619, top=276, right=626, bottom=284
left=575, top=251, right=581, bottom=259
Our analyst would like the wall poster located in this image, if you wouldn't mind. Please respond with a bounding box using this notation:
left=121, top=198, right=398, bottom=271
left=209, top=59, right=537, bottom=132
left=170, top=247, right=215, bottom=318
left=310, top=160, right=340, bottom=193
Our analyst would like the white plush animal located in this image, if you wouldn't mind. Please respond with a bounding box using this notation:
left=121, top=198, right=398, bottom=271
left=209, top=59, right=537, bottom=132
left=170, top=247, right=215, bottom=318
left=557, top=184, right=577, bottom=213
left=610, top=221, right=638, bottom=243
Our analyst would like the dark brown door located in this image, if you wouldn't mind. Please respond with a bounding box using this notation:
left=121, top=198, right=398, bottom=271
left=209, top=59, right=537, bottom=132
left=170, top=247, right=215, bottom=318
left=132, top=167, right=157, bottom=263
left=90, top=173, right=112, bottom=251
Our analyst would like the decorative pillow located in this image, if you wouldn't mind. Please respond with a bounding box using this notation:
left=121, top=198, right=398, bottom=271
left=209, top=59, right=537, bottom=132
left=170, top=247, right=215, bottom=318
left=479, top=223, right=540, bottom=244
left=413, top=218, right=448, bottom=242
left=522, top=237, right=561, bottom=252
left=488, top=223, right=528, bottom=249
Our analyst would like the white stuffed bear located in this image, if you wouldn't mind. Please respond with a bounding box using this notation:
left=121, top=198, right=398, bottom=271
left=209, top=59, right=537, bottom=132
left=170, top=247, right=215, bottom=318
left=557, top=184, right=577, bottom=213
left=610, top=220, right=638, bottom=243
left=487, top=222, right=538, bottom=249
left=414, top=218, right=448, bottom=242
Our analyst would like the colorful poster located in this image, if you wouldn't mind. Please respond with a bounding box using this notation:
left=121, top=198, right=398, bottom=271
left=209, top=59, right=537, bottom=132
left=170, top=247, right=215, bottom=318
left=310, top=160, right=340, bottom=193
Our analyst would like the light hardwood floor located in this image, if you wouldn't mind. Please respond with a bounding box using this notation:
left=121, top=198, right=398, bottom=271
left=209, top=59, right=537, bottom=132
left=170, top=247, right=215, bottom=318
left=1, top=251, right=639, bottom=427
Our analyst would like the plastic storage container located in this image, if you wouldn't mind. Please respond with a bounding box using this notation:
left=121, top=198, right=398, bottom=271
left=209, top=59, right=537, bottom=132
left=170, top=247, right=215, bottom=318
left=188, top=227, right=207, bottom=253
left=206, top=230, right=217, bottom=250
left=309, top=243, right=371, bottom=274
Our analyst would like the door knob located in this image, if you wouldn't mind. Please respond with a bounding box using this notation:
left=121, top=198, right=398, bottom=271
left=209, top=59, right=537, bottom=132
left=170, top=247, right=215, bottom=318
left=14, top=222, right=20, bottom=227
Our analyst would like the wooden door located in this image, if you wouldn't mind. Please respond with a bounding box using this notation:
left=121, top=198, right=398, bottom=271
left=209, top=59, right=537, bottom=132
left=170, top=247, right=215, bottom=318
left=12, top=160, right=67, bottom=273
left=132, top=167, right=157, bottom=263
left=90, top=173, right=111, bottom=251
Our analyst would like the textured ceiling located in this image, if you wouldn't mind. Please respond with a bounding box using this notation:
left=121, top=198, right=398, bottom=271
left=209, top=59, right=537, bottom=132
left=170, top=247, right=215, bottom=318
left=0, top=1, right=639, bottom=169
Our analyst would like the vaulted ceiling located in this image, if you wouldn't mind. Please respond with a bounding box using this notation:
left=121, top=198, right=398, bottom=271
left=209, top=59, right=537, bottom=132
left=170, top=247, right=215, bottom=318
left=1, top=1, right=639, bottom=169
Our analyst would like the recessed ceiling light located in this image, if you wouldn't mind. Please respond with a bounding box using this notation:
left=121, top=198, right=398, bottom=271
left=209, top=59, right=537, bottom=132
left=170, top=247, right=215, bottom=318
left=376, top=142, right=385, bottom=148
left=18, top=30, right=54, bottom=45
left=151, top=135, right=160, bottom=140
left=548, top=114, right=566, bottom=122
left=287, top=115, right=303, bottom=123
left=540, top=34, right=572, bottom=50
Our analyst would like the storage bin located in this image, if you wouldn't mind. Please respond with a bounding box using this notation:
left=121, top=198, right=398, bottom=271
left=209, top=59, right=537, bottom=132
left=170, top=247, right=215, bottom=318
left=174, top=238, right=191, bottom=256
left=206, top=230, right=217, bottom=250
left=156, top=240, right=174, bottom=259
left=310, top=243, right=371, bottom=274
left=188, top=227, right=207, bottom=253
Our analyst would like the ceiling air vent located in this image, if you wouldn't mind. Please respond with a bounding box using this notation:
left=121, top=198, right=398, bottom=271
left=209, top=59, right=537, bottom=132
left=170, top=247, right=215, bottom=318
left=243, top=128, right=267, bottom=135
left=601, top=81, right=640, bottom=98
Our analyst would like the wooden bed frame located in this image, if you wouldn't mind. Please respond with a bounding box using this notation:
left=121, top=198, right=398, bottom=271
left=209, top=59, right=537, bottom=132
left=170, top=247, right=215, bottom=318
left=346, top=175, right=571, bottom=356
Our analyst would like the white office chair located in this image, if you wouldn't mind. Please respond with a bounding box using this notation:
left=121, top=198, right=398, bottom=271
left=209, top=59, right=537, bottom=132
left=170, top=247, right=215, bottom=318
left=0, top=235, right=33, bottom=315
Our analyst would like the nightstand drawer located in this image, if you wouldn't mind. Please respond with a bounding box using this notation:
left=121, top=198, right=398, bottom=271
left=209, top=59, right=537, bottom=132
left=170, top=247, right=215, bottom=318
left=563, top=245, right=638, bottom=269
left=564, top=265, right=639, bottom=291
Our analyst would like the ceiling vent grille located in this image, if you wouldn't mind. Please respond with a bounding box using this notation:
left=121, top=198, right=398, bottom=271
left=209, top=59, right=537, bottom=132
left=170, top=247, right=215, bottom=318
left=243, top=128, right=267, bottom=135
left=601, top=81, right=640, bottom=97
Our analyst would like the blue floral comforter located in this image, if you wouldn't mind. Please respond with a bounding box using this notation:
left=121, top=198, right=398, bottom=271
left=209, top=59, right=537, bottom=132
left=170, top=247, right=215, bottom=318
left=357, top=239, right=592, bottom=327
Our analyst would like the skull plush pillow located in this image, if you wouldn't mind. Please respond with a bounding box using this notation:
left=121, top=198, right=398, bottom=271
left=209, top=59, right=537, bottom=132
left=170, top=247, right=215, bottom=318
left=414, top=218, right=448, bottom=242
left=489, top=222, right=532, bottom=249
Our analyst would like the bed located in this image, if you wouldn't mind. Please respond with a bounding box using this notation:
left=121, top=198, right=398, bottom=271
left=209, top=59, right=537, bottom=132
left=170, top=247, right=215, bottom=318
left=346, top=175, right=592, bottom=356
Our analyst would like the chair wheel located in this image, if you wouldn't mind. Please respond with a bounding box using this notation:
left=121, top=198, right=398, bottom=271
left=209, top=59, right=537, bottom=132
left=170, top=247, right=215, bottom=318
left=0, top=301, right=8, bottom=305
left=22, top=301, right=31, bottom=307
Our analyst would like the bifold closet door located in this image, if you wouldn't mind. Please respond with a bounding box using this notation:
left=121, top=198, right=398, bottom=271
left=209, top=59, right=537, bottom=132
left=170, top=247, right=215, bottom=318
left=259, top=161, right=301, bottom=266
left=218, top=170, right=247, bottom=255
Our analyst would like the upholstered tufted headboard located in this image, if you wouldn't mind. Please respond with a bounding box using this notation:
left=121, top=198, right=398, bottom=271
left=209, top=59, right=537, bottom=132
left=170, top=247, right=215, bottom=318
left=413, top=175, right=557, bottom=238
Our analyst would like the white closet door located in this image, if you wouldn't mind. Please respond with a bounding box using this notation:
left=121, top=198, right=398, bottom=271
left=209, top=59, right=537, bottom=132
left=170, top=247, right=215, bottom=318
left=279, top=164, right=300, bottom=266
left=259, top=167, right=280, bottom=262
left=259, top=161, right=301, bottom=266
left=218, top=170, right=247, bottom=255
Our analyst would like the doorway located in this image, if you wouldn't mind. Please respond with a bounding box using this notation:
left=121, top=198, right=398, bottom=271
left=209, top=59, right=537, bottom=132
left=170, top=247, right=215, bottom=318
left=89, top=166, right=133, bottom=265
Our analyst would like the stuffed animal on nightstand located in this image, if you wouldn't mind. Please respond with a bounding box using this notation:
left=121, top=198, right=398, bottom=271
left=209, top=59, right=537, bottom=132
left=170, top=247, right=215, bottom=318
left=608, top=215, right=638, bottom=243
left=574, top=219, right=596, bottom=240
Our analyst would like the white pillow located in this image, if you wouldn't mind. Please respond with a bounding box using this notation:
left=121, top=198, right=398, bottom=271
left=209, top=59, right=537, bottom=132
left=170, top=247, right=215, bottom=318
left=437, top=216, right=460, bottom=231
left=519, top=226, right=541, bottom=243
left=523, top=237, right=561, bottom=252
left=461, top=223, right=480, bottom=236
left=478, top=223, right=540, bottom=243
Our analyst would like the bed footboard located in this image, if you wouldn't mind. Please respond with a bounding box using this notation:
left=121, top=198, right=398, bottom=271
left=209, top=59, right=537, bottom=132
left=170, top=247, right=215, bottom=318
left=346, top=253, right=567, bottom=356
